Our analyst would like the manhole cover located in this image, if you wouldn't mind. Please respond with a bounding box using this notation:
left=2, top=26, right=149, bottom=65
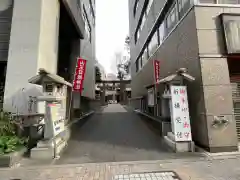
left=113, top=171, right=181, bottom=180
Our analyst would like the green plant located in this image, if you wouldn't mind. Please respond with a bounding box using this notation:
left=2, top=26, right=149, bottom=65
left=0, top=110, right=27, bottom=155
left=0, top=136, right=26, bottom=155
left=0, top=110, right=15, bottom=136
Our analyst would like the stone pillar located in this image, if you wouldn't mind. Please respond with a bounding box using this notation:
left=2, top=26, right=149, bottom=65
left=200, top=57, right=238, bottom=152
left=4, top=0, right=60, bottom=112
left=194, top=7, right=238, bottom=152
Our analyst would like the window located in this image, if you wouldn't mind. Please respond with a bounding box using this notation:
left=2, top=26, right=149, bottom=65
left=139, top=56, right=143, bottom=69
left=88, top=0, right=95, bottom=26
left=134, top=31, right=138, bottom=44
left=140, top=15, right=146, bottom=30
left=87, top=24, right=92, bottom=42
left=88, top=2, right=91, bottom=15
left=221, top=14, right=240, bottom=54
left=77, top=0, right=81, bottom=9
left=178, top=0, right=191, bottom=18
left=178, top=0, right=188, bottom=10
left=224, top=20, right=240, bottom=53
left=83, top=5, right=92, bottom=43
left=136, top=59, right=139, bottom=72
left=148, top=31, right=158, bottom=57
left=82, top=4, right=87, bottom=20
left=134, top=28, right=140, bottom=43
left=137, top=30, right=140, bottom=39
left=141, top=54, right=145, bottom=66
left=133, top=0, right=140, bottom=17
left=89, top=0, right=95, bottom=20
left=142, top=47, right=149, bottom=65
left=166, top=3, right=178, bottom=32
left=159, top=22, right=165, bottom=45
left=146, top=0, right=153, bottom=16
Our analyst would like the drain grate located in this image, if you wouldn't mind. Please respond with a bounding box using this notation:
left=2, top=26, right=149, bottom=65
left=113, top=171, right=181, bottom=180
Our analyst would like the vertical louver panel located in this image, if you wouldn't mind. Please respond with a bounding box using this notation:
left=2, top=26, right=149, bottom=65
left=0, top=0, right=13, bottom=62
left=231, top=76, right=240, bottom=141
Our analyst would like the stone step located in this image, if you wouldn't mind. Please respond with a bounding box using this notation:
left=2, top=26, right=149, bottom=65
left=37, top=140, right=54, bottom=148
left=31, top=147, right=54, bottom=160
left=164, top=135, right=195, bottom=153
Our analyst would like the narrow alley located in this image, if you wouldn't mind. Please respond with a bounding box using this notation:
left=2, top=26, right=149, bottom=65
left=55, top=104, right=200, bottom=165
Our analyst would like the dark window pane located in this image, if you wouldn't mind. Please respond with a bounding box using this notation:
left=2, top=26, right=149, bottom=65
left=178, top=0, right=191, bottom=19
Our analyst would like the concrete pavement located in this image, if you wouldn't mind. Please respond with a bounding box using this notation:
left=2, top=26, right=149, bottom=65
left=55, top=104, right=201, bottom=164
left=1, top=104, right=240, bottom=179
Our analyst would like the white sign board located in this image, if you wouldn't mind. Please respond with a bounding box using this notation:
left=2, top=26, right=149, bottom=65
left=49, top=104, right=65, bottom=137
left=170, top=86, right=192, bottom=141
left=148, top=88, right=154, bottom=106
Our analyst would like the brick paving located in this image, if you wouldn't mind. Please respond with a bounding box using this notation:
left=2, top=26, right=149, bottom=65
left=1, top=157, right=240, bottom=180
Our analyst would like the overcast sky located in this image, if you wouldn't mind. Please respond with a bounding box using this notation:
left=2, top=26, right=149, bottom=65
left=96, top=0, right=129, bottom=74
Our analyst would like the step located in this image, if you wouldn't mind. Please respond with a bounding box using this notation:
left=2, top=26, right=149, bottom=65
left=37, top=140, right=54, bottom=148
left=31, top=147, right=54, bottom=160
left=164, top=135, right=194, bottom=152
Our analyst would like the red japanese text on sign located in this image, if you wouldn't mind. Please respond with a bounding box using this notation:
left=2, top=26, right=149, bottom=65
left=73, top=58, right=87, bottom=93
left=170, top=86, right=192, bottom=142
left=153, top=60, right=160, bottom=83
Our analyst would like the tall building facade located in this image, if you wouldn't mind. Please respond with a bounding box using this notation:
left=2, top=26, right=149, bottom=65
left=73, top=0, right=96, bottom=110
left=128, top=0, right=240, bottom=152
left=0, top=0, right=96, bottom=112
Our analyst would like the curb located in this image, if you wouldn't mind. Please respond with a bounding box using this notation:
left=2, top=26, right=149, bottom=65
left=4, top=155, right=238, bottom=171
left=134, top=109, right=162, bottom=123
left=195, top=146, right=240, bottom=160
left=68, top=111, right=95, bottom=127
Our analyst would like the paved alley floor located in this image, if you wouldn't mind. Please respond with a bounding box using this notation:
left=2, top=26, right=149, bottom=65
left=2, top=104, right=240, bottom=179
left=55, top=104, right=201, bottom=165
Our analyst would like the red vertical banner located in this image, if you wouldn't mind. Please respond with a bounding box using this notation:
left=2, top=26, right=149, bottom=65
left=153, top=60, right=160, bottom=83
left=73, top=58, right=87, bottom=93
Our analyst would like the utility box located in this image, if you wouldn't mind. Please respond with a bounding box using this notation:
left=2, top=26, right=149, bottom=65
left=28, top=69, right=72, bottom=159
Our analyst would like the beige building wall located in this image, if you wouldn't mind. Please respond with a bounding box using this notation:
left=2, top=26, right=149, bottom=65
left=195, top=5, right=239, bottom=152
left=131, top=58, right=154, bottom=98
left=131, top=5, right=239, bottom=152
left=131, top=8, right=207, bottom=146
left=154, top=9, right=209, bottom=149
